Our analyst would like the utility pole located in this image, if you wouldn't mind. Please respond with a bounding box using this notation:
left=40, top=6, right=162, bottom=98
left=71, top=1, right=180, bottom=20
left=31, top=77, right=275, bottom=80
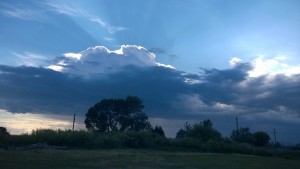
left=236, top=117, right=239, bottom=142
left=273, top=128, right=277, bottom=143
left=72, top=114, right=76, bottom=131
left=185, top=122, right=188, bottom=131
left=236, top=117, right=239, bottom=131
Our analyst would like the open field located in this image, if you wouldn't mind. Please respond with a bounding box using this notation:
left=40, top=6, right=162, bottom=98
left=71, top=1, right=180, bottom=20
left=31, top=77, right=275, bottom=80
left=1, top=149, right=300, bottom=169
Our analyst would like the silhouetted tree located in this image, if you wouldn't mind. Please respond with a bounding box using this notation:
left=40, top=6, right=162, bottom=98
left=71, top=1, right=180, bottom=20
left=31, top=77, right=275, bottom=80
left=0, top=127, right=10, bottom=145
left=176, top=119, right=221, bottom=141
left=231, top=127, right=254, bottom=144
left=176, top=128, right=187, bottom=138
left=84, top=96, right=151, bottom=132
left=202, top=119, right=213, bottom=128
left=186, top=119, right=221, bottom=141
left=253, top=131, right=270, bottom=146
left=0, top=127, right=9, bottom=136
left=152, top=125, right=165, bottom=137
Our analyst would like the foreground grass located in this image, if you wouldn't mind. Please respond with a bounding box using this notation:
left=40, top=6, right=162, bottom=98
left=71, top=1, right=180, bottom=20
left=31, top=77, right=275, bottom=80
left=1, top=149, right=300, bottom=169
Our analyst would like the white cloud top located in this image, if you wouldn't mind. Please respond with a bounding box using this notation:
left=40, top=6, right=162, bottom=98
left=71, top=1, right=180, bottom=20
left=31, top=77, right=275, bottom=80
left=63, top=53, right=82, bottom=60
left=47, top=45, right=174, bottom=77
left=229, top=57, right=242, bottom=67
left=248, top=55, right=300, bottom=77
left=230, top=55, right=300, bottom=78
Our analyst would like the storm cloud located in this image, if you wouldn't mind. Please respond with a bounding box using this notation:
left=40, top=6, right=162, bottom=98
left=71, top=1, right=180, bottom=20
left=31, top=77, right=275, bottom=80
left=1, top=45, right=300, bottom=143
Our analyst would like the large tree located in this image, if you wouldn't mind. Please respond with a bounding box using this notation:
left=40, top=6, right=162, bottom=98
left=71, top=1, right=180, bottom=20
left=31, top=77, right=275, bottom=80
left=84, top=96, right=150, bottom=132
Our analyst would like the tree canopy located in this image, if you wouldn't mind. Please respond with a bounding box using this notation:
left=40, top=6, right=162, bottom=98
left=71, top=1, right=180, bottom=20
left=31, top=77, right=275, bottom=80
left=0, top=126, right=10, bottom=145
left=84, top=96, right=151, bottom=132
left=0, top=126, right=9, bottom=136
left=176, top=119, right=221, bottom=141
left=152, top=125, right=165, bottom=137
left=231, top=127, right=270, bottom=146
left=231, top=127, right=254, bottom=144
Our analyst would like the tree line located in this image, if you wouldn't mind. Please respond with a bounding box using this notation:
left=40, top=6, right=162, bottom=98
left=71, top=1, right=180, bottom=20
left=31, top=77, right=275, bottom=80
left=1, top=96, right=299, bottom=156
left=84, top=96, right=271, bottom=147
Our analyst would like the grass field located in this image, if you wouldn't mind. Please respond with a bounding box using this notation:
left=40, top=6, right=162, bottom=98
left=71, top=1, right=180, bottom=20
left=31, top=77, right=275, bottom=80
left=1, top=149, right=300, bottom=169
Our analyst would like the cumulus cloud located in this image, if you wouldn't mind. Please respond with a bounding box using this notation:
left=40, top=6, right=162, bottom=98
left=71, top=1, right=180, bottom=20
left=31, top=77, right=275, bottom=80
left=47, top=45, right=174, bottom=77
left=229, top=57, right=242, bottom=67
left=248, top=55, right=300, bottom=77
left=1, top=45, right=300, bottom=143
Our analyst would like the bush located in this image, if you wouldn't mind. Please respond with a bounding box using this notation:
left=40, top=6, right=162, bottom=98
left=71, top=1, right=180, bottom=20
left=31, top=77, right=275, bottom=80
left=5, top=128, right=295, bottom=158
left=6, top=129, right=169, bottom=149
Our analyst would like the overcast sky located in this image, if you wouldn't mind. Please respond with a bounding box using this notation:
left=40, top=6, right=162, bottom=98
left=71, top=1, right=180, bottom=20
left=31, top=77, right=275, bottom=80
left=1, top=0, right=300, bottom=144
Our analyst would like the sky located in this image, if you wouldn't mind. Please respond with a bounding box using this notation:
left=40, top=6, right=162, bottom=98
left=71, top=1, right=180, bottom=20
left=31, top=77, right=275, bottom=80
left=0, top=0, right=300, bottom=144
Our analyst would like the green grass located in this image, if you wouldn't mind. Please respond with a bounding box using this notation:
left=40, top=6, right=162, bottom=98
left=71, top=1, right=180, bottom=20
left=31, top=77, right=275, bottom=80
left=1, top=149, right=300, bottom=169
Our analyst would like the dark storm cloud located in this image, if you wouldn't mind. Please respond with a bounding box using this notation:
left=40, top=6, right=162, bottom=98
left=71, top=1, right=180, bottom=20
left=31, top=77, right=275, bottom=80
left=0, top=65, right=88, bottom=114
left=1, top=61, right=300, bottom=143
left=201, top=63, right=252, bottom=83
left=1, top=62, right=300, bottom=121
left=235, top=73, right=300, bottom=114
left=191, top=63, right=252, bottom=105
left=0, top=65, right=189, bottom=117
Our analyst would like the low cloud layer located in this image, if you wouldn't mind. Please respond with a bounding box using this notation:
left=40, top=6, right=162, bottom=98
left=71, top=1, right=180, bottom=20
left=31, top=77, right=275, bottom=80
left=1, top=45, right=300, bottom=143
